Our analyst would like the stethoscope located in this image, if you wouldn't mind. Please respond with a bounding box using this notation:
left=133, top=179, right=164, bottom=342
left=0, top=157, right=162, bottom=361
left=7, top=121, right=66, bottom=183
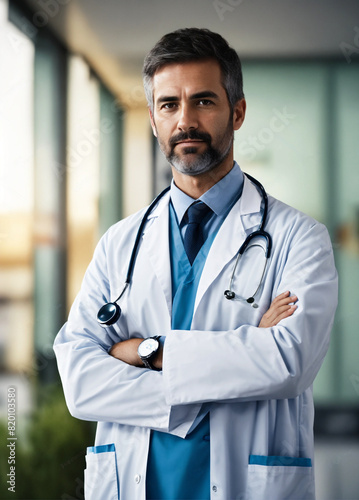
left=223, top=173, right=272, bottom=308
left=97, top=174, right=272, bottom=326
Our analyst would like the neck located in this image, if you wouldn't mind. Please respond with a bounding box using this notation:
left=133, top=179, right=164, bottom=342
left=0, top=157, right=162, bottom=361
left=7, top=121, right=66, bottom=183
left=171, top=156, right=234, bottom=199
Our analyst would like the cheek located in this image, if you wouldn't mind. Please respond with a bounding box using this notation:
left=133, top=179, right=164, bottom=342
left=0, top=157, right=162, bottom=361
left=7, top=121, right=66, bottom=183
left=156, top=122, right=174, bottom=143
left=156, top=129, right=171, bottom=151
left=205, top=113, right=228, bottom=131
left=207, top=123, right=228, bottom=143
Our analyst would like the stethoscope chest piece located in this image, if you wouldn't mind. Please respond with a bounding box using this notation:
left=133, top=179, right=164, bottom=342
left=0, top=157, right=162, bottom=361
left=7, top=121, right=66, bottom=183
left=97, top=302, right=122, bottom=326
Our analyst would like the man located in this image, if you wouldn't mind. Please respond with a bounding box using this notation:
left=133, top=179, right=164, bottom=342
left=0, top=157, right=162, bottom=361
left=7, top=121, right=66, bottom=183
left=54, top=28, right=338, bottom=500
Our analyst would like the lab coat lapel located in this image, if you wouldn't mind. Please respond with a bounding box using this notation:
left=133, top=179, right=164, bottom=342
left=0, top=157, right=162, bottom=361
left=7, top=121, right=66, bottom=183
left=193, top=176, right=262, bottom=313
left=142, top=193, right=172, bottom=316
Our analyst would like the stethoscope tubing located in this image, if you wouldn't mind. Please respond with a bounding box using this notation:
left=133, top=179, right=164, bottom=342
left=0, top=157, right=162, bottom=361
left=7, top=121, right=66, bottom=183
left=96, top=186, right=170, bottom=325
left=223, top=173, right=272, bottom=305
left=114, top=185, right=171, bottom=302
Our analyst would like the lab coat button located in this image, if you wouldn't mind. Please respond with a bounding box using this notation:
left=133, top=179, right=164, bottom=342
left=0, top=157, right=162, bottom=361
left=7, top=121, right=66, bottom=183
left=212, top=485, right=218, bottom=493
left=134, top=474, right=141, bottom=484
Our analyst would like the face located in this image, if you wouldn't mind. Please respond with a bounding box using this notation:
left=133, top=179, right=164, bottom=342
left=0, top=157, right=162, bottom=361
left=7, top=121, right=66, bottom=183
left=150, top=60, right=245, bottom=177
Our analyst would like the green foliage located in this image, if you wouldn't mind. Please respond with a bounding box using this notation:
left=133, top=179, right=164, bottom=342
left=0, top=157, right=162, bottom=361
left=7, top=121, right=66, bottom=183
left=0, top=386, right=95, bottom=500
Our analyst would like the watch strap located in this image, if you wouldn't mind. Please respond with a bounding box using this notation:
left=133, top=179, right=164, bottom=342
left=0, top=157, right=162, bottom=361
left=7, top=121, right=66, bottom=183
left=142, top=358, right=154, bottom=370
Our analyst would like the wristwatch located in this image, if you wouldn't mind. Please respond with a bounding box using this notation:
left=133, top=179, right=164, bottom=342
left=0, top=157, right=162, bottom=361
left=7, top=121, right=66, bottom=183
left=137, top=336, right=162, bottom=370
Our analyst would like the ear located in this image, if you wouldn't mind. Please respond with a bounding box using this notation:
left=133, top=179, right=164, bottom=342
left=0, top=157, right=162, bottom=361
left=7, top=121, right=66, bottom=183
left=232, top=98, right=246, bottom=131
left=149, top=108, right=157, bottom=137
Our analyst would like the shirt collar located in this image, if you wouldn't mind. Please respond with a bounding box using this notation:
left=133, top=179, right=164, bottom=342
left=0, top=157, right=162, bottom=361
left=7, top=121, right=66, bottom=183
left=170, top=162, right=244, bottom=224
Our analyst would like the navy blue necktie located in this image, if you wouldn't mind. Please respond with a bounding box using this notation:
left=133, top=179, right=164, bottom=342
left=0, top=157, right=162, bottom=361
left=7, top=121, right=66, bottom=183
left=183, top=201, right=212, bottom=265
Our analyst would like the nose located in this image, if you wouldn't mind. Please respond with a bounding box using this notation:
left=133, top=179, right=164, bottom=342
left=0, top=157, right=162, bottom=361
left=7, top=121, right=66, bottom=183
left=177, top=103, right=198, bottom=132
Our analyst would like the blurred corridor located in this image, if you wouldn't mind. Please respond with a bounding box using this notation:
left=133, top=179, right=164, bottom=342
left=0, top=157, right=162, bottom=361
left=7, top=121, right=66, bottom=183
left=0, top=0, right=358, bottom=498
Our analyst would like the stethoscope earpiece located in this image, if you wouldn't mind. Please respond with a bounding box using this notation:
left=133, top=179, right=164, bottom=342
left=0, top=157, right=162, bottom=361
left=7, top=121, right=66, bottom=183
left=247, top=297, right=259, bottom=308
left=224, top=290, right=259, bottom=308
left=224, top=290, right=235, bottom=300
left=97, top=302, right=122, bottom=326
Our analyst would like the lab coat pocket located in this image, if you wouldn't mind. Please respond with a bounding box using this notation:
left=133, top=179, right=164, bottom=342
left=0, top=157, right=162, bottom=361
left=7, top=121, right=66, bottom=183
left=245, top=455, right=315, bottom=500
left=84, top=444, right=119, bottom=500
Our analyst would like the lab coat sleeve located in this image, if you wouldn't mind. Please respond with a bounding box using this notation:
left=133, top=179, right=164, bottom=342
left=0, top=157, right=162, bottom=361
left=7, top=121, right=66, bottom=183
left=53, top=229, right=200, bottom=438
left=163, top=221, right=338, bottom=405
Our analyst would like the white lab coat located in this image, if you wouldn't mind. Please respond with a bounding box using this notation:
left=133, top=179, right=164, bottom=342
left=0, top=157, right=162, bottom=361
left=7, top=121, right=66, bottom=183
left=54, top=175, right=338, bottom=500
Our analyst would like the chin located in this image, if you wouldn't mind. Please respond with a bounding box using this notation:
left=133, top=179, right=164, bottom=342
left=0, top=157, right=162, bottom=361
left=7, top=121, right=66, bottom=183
left=169, top=148, right=227, bottom=177
left=172, top=161, right=218, bottom=177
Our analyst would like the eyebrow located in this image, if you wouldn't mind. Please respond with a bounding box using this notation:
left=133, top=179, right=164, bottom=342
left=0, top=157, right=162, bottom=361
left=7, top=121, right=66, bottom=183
left=190, top=91, right=219, bottom=100
left=156, top=90, right=220, bottom=105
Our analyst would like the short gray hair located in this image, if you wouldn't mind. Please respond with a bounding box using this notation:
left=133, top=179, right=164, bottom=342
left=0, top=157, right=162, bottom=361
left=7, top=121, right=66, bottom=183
left=142, top=28, right=244, bottom=112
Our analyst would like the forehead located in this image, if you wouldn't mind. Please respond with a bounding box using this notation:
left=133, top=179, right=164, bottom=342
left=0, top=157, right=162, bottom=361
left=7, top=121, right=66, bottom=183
left=152, top=59, right=226, bottom=101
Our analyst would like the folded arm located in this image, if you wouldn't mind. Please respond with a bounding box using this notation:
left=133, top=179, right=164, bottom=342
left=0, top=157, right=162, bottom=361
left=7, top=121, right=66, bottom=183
left=109, top=291, right=298, bottom=370
left=162, top=223, right=338, bottom=406
left=53, top=230, right=200, bottom=438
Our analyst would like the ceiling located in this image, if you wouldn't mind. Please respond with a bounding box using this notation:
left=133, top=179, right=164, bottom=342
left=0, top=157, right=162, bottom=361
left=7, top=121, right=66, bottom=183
left=22, top=0, right=359, bottom=106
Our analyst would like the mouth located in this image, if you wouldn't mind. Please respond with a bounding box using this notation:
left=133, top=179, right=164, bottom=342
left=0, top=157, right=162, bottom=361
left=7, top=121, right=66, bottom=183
left=175, top=140, right=204, bottom=146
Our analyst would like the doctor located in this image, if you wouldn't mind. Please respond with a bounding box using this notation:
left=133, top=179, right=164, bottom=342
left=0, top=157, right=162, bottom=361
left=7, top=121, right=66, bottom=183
left=54, top=28, right=338, bottom=500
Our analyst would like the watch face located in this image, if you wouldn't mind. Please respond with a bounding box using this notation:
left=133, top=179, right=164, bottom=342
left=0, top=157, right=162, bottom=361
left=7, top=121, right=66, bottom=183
left=138, top=338, right=159, bottom=359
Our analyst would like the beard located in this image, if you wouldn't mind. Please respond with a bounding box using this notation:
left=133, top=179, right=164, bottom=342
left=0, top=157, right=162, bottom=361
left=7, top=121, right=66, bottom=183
left=156, top=116, right=234, bottom=176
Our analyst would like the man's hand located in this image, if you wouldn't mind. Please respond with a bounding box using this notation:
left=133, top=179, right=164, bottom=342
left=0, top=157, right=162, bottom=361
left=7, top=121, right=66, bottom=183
left=259, top=291, right=297, bottom=328
left=109, top=338, right=163, bottom=370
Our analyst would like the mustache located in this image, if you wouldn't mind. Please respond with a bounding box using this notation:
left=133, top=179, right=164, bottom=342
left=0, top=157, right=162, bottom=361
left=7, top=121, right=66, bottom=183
left=169, top=130, right=212, bottom=148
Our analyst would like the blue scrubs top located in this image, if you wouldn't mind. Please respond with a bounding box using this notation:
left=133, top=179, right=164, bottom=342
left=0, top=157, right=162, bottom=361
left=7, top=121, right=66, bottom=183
left=146, top=163, right=244, bottom=500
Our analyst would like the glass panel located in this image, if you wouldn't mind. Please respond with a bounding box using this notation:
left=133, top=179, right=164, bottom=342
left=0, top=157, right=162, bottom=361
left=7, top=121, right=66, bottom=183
left=66, top=55, right=100, bottom=306
left=0, top=0, right=34, bottom=375
left=33, top=32, right=67, bottom=382
left=335, top=64, right=359, bottom=402
left=236, top=62, right=326, bottom=222
left=98, top=83, right=124, bottom=236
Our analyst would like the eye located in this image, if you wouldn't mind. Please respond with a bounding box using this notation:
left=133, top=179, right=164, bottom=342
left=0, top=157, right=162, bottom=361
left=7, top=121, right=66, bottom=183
left=160, top=102, right=178, bottom=110
left=197, top=99, right=214, bottom=106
